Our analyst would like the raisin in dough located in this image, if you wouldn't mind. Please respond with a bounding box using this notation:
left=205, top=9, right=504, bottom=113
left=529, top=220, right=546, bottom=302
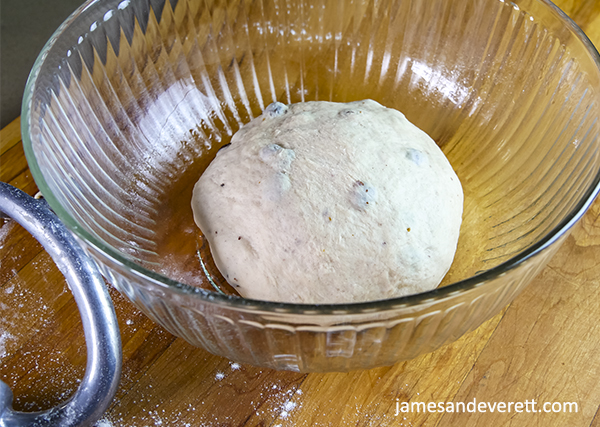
left=192, top=100, right=463, bottom=304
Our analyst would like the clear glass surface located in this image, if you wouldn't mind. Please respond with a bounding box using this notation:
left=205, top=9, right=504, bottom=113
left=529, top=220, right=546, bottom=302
left=22, top=0, right=600, bottom=371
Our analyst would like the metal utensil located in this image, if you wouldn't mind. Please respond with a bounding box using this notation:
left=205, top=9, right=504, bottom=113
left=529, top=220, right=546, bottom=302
left=0, top=182, right=121, bottom=427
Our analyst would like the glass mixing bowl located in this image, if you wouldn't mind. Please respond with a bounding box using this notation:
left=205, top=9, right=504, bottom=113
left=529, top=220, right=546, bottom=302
left=22, top=0, right=600, bottom=372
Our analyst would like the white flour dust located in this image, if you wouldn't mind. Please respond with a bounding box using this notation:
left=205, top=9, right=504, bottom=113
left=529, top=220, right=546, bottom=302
left=0, top=331, right=15, bottom=357
left=92, top=362, right=305, bottom=427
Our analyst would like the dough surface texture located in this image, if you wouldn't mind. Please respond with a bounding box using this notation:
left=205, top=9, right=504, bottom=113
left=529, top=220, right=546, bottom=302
left=192, top=100, right=463, bottom=304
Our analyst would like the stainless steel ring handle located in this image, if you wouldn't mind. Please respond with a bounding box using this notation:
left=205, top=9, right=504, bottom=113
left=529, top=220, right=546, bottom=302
left=0, top=182, right=121, bottom=427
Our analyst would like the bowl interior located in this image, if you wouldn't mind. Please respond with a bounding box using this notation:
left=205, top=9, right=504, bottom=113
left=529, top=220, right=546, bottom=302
left=24, top=0, right=600, bottom=299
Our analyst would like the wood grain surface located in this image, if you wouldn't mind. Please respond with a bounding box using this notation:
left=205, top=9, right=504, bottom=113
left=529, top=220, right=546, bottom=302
left=2, top=1, right=600, bottom=426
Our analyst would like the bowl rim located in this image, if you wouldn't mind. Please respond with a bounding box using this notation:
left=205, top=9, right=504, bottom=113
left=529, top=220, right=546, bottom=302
left=20, top=0, right=600, bottom=315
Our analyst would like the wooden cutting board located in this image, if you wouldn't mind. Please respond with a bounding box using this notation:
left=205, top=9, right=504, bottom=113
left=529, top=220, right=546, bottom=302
left=1, top=2, right=600, bottom=426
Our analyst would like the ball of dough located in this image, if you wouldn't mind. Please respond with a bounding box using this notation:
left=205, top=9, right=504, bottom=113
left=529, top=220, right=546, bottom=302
left=192, top=100, right=463, bottom=304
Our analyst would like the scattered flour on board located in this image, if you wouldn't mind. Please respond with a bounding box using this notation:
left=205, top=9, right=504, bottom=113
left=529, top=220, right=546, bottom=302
left=0, top=331, right=15, bottom=357
left=215, top=362, right=241, bottom=379
left=270, top=387, right=302, bottom=421
left=279, top=400, right=297, bottom=418
left=91, top=365, right=304, bottom=426
left=0, top=219, right=16, bottom=251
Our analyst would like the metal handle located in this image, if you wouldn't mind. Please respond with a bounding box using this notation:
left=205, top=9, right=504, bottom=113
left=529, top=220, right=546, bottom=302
left=0, top=182, right=121, bottom=427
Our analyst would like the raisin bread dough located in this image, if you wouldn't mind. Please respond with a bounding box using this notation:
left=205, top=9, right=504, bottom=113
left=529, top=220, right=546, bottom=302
left=192, top=100, right=463, bottom=304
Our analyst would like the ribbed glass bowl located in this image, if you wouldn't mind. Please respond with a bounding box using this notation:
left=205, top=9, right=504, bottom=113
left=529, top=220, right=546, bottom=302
left=22, top=0, right=600, bottom=372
